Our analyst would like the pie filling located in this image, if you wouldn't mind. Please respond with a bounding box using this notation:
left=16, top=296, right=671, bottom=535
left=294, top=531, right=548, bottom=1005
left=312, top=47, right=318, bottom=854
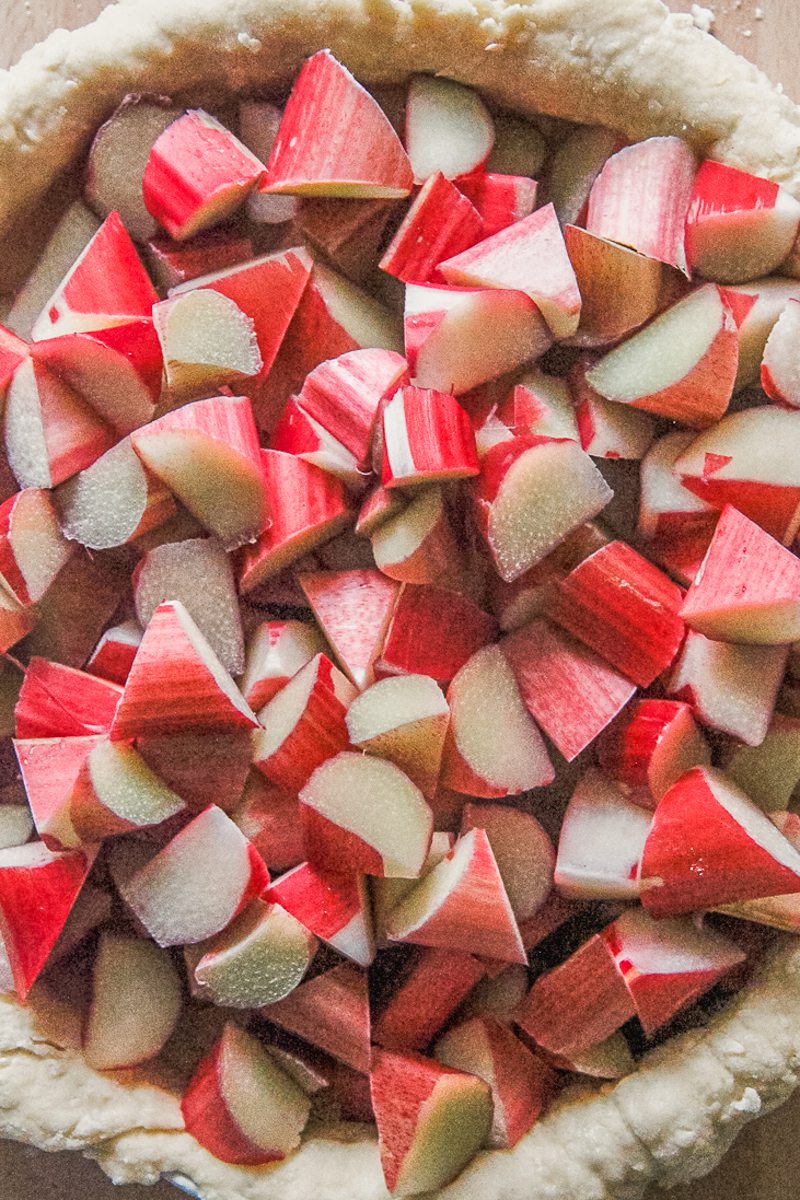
left=0, top=46, right=799, bottom=1197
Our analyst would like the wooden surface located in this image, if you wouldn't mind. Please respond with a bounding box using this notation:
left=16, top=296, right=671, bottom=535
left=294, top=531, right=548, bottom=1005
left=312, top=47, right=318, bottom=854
left=0, top=1, right=798, bottom=1198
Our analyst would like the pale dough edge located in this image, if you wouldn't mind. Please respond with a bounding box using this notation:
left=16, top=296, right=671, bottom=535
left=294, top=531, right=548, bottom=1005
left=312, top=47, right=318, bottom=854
left=0, top=0, right=799, bottom=241
left=1, top=0, right=800, bottom=1195
left=2, top=937, right=800, bottom=1199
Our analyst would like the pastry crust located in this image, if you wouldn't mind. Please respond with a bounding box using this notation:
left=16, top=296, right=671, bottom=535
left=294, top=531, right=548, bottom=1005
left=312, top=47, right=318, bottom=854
left=3, top=938, right=800, bottom=1200
left=1, top=1, right=800, bottom=1196
left=0, top=0, right=799, bottom=239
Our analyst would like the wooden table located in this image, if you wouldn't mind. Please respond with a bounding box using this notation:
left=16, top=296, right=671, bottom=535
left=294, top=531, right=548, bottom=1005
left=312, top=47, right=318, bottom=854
left=0, top=1, right=798, bottom=1198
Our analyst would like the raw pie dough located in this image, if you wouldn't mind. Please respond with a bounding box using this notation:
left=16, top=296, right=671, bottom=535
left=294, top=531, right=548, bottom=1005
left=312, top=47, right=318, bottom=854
left=1, top=0, right=800, bottom=1196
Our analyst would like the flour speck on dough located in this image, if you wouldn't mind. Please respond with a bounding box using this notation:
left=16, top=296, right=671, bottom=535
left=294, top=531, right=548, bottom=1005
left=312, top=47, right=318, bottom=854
left=237, top=31, right=262, bottom=52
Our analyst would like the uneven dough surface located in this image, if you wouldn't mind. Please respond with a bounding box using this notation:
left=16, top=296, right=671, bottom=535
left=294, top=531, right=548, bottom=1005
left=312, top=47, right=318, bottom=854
left=0, top=1, right=800, bottom=1196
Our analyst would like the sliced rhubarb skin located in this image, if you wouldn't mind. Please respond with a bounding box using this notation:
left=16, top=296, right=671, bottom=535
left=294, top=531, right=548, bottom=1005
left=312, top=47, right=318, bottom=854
left=264, top=51, right=413, bottom=198
left=546, top=540, right=685, bottom=687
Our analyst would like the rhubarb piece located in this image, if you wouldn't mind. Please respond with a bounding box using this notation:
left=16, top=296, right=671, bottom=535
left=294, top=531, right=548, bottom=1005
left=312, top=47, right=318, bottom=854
left=370, top=1048, right=492, bottom=1195
left=381, top=386, right=479, bottom=487
left=111, top=804, right=268, bottom=945
left=685, top=161, right=800, bottom=283
left=601, top=907, right=746, bottom=1035
left=730, top=277, right=800, bottom=390
left=5, top=202, right=101, bottom=339
left=563, top=224, right=662, bottom=347
left=674, top=406, right=800, bottom=544
left=84, top=932, right=182, bottom=1070
left=488, top=522, right=610, bottom=632
left=723, top=713, right=800, bottom=812
left=296, top=195, right=397, bottom=283
left=682, top=504, right=800, bottom=643
left=137, top=730, right=253, bottom=814
left=379, top=584, right=496, bottom=683
left=546, top=1033, right=634, bottom=1081
left=380, top=173, right=482, bottom=285
left=170, top=247, right=313, bottom=384
left=5, top=358, right=113, bottom=490
left=475, top=434, right=612, bottom=582
left=546, top=540, right=684, bottom=687
left=253, top=653, right=355, bottom=792
left=269, top=398, right=362, bottom=488
left=85, top=95, right=182, bottom=241
left=188, top=899, right=317, bottom=1008
left=405, top=282, right=551, bottom=397
left=111, top=600, right=258, bottom=738
left=146, top=231, right=255, bottom=290
left=441, top=645, right=553, bottom=798
left=548, top=125, right=622, bottom=227
left=502, top=369, right=579, bottom=442
left=300, top=751, right=433, bottom=878
left=153, top=289, right=262, bottom=400
left=585, top=136, right=696, bottom=272
left=181, top=1024, right=310, bottom=1166
left=232, top=773, right=304, bottom=872
left=598, top=700, right=711, bottom=807
left=239, top=620, right=325, bottom=711
left=486, top=113, right=545, bottom=176
left=56, top=437, right=175, bottom=551
left=32, top=319, right=162, bottom=435
left=143, top=109, right=263, bottom=240
left=0, top=807, right=33, bottom=852
left=554, top=770, right=652, bottom=900
left=0, top=326, right=30, bottom=397
left=68, top=737, right=186, bottom=842
left=435, top=1016, right=553, bottom=1149
left=0, top=489, right=71, bottom=605
left=572, top=378, right=656, bottom=461
left=346, top=674, right=449, bottom=799
left=22, top=549, right=129, bottom=670
left=373, top=948, right=486, bottom=1052
left=16, top=658, right=122, bottom=739
left=266, top=862, right=374, bottom=967
left=0, top=841, right=93, bottom=999
left=456, top=172, right=537, bottom=239
left=32, top=211, right=159, bottom=340
left=256, top=258, right=402, bottom=434
left=238, top=100, right=299, bottom=224
left=501, top=619, right=636, bottom=762
left=761, top=298, right=800, bottom=406
left=263, top=52, right=412, bottom=198
left=0, top=589, right=35, bottom=655
left=516, top=934, right=636, bottom=1057
left=458, top=963, right=529, bottom=1026
left=668, top=629, right=786, bottom=747
left=261, top=962, right=370, bottom=1074
left=441, top=204, right=581, bottom=338
left=130, top=395, right=269, bottom=550
left=460, top=803, right=554, bottom=922
left=238, top=451, right=351, bottom=590
left=585, top=284, right=737, bottom=429
left=385, top=828, right=525, bottom=963
left=639, top=766, right=800, bottom=917
left=371, top=486, right=462, bottom=588
left=14, top=735, right=98, bottom=849
left=298, top=347, right=408, bottom=467
left=372, top=832, right=455, bottom=943
left=134, top=537, right=244, bottom=675
left=637, top=430, right=717, bottom=541
left=405, top=75, right=494, bottom=183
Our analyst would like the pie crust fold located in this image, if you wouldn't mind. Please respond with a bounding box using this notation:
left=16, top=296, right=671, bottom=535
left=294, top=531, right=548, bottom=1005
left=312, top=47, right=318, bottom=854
left=0, top=1, right=800, bottom=1196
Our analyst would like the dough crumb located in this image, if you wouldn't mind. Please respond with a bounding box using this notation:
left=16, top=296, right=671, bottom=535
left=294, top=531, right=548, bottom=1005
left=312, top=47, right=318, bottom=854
left=754, top=6, right=764, bottom=17
left=730, top=1088, right=762, bottom=1115
left=690, top=5, right=715, bottom=33
left=236, top=31, right=262, bottom=52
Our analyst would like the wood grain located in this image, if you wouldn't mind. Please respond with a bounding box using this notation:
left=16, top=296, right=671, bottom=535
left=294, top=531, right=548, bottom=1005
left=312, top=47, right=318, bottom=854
left=0, top=1, right=798, bottom=1198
